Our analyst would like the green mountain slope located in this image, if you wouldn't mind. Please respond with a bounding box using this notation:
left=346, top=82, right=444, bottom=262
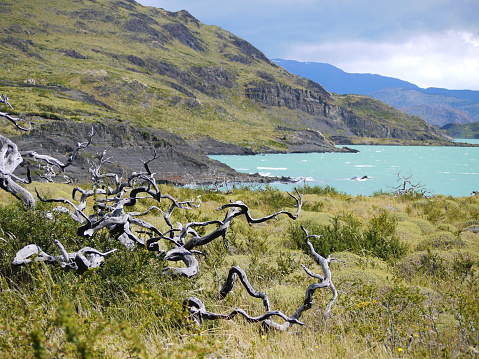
left=0, top=0, right=451, bottom=153
left=441, top=122, right=479, bottom=139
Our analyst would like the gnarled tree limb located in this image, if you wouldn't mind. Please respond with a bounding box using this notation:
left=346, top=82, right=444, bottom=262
left=184, top=296, right=304, bottom=327
left=12, top=240, right=116, bottom=274
left=216, top=266, right=271, bottom=311
left=162, top=246, right=199, bottom=278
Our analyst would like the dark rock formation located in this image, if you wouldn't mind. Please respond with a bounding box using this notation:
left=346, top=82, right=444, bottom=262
left=11, top=120, right=267, bottom=185
left=244, top=80, right=331, bottom=115
left=244, top=79, right=451, bottom=142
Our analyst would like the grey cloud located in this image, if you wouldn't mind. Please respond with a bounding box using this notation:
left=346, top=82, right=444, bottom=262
left=138, top=0, right=479, bottom=89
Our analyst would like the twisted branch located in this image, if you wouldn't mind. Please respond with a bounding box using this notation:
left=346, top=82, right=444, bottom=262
left=12, top=240, right=116, bottom=274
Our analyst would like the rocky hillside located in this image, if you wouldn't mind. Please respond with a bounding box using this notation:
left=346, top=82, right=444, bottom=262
left=0, top=0, right=453, bottom=181
left=274, top=59, right=479, bottom=129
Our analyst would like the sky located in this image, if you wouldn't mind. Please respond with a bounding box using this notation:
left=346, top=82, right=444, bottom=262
left=137, top=0, right=479, bottom=90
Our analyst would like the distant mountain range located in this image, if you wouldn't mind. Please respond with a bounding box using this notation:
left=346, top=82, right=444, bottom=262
left=273, top=59, right=479, bottom=137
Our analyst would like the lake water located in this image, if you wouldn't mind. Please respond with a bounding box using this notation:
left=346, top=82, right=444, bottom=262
left=209, top=140, right=479, bottom=197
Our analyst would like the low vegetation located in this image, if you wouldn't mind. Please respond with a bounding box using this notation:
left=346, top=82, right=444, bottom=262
left=1, top=181, right=478, bottom=358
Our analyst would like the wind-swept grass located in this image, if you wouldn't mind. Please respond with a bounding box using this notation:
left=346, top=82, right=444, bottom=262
left=0, top=184, right=478, bottom=358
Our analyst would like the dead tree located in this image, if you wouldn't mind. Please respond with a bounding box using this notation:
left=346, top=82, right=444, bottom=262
left=389, top=172, right=429, bottom=197
left=12, top=239, right=116, bottom=274
left=0, top=96, right=95, bottom=206
left=183, top=226, right=339, bottom=330
left=37, top=150, right=203, bottom=252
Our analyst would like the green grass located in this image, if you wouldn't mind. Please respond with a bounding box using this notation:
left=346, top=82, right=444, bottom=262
left=1, top=182, right=479, bottom=358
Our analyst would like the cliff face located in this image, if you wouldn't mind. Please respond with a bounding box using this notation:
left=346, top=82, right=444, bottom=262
left=244, top=80, right=331, bottom=116
left=243, top=79, right=451, bottom=142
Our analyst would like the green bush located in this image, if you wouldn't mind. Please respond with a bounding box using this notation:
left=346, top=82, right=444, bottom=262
left=301, top=184, right=349, bottom=198
left=289, top=212, right=408, bottom=262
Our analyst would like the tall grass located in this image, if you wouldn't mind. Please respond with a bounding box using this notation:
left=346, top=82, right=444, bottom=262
left=0, top=184, right=478, bottom=358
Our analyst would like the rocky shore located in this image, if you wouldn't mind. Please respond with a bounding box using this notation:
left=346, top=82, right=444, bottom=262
left=10, top=119, right=315, bottom=186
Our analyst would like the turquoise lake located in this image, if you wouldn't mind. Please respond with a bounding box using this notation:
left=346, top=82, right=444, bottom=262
left=209, top=140, right=479, bottom=197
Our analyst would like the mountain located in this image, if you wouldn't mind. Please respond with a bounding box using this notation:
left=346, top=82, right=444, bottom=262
left=370, top=88, right=479, bottom=127
left=0, top=0, right=452, bottom=182
left=274, top=59, right=479, bottom=131
left=272, top=59, right=420, bottom=95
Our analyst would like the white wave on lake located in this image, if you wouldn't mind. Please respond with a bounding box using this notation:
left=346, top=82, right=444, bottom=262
left=257, top=166, right=288, bottom=170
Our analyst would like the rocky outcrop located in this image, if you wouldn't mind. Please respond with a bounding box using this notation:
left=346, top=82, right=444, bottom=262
left=244, top=80, right=331, bottom=115
left=244, top=79, right=451, bottom=142
left=188, top=136, right=255, bottom=155
left=275, top=127, right=357, bottom=153
left=11, top=120, right=268, bottom=185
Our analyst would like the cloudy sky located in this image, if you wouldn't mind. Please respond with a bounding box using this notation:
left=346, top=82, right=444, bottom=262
left=138, top=0, right=479, bottom=90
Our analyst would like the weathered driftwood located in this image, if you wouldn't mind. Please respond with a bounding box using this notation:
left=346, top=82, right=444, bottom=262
left=183, top=265, right=304, bottom=328
left=0, top=98, right=95, bottom=206
left=183, top=226, right=339, bottom=330
left=263, top=226, right=339, bottom=330
left=217, top=266, right=271, bottom=311
left=38, top=150, right=204, bottom=253
left=147, top=191, right=303, bottom=278
left=183, top=267, right=304, bottom=327
left=12, top=239, right=116, bottom=274
left=301, top=226, right=339, bottom=319
left=184, top=296, right=304, bottom=328
left=162, top=246, right=199, bottom=278
left=177, top=190, right=303, bottom=251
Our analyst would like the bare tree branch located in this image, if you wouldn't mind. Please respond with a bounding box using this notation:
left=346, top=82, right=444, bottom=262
left=162, top=246, right=199, bottom=278
left=0, top=94, right=33, bottom=131
left=36, top=188, right=90, bottom=223
left=183, top=296, right=304, bottom=328
left=12, top=240, right=116, bottom=274
left=0, top=94, right=13, bottom=109
left=22, top=127, right=95, bottom=171
left=216, top=189, right=303, bottom=225
left=216, top=266, right=271, bottom=311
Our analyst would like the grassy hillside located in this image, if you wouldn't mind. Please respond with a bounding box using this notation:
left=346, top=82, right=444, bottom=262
left=441, top=122, right=479, bottom=139
left=1, top=181, right=478, bottom=358
left=0, top=0, right=450, bottom=152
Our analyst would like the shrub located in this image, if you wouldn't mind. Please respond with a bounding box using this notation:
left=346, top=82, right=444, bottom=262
left=288, top=211, right=408, bottom=262
left=408, top=217, right=435, bottom=235
left=301, top=184, right=349, bottom=198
